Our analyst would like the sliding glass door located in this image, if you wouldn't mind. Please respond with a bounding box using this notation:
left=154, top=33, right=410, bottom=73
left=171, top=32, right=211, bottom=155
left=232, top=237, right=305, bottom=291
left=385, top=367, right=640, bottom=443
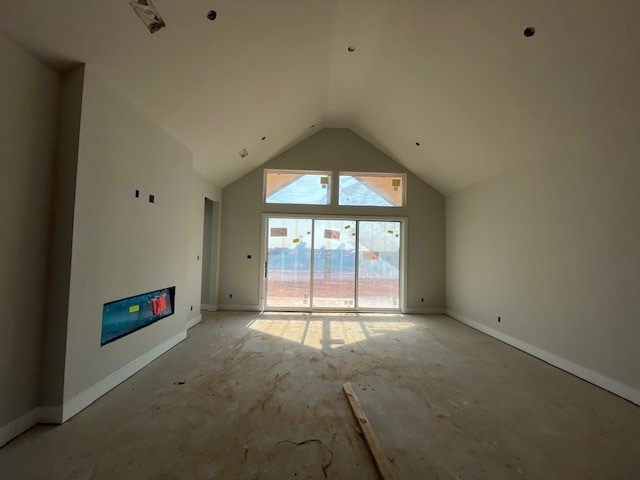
left=312, top=219, right=357, bottom=308
left=265, top=218, right=312, bottom=308
left=264, top=216, right=403, bottom=311
left=357, top=221, right=401, bottom=309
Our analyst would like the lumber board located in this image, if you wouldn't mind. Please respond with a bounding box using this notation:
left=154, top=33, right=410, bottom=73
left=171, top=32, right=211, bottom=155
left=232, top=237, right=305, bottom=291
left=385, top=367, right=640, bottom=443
left=342, top=382, right=399, bottom=480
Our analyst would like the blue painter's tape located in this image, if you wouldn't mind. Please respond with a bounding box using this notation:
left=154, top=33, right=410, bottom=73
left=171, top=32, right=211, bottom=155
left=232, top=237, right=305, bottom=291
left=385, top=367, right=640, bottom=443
left=101, top=286, right=175, bottom=346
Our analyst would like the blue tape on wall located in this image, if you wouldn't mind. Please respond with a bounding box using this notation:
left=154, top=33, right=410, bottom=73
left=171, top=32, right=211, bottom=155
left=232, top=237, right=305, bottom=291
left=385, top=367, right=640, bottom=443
left=101, top=287, right=176, bottom=346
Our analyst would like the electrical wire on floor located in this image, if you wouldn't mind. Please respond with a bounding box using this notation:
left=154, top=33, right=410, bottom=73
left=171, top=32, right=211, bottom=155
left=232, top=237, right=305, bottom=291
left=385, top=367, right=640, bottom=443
left=276, top=438, right=334, bottom=478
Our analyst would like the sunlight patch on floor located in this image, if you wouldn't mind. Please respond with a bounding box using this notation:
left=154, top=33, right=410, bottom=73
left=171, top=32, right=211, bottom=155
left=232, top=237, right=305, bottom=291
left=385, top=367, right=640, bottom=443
left=248, top=316, right=415, bottom=350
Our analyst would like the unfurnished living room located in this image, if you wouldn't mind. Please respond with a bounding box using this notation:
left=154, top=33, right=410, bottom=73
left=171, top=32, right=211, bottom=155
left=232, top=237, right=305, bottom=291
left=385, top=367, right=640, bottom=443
left=1, top=1, right=639, bottom=479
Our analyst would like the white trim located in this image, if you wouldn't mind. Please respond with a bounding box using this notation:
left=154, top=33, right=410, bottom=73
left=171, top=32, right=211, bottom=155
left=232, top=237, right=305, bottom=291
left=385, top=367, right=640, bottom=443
left=263, top=169, right=333, bottom=206
left=337, top=171, right=407, bottom=207
left=0, top=408, right=40, bottom=448
left=446, top=310, right=640, bottom=406
left=260, top=213, right=408, bottom=313
left=186, top=314, right=202, bottom=329
left=404, top=307, right=445, bottom=315
left=60, top=330, right=187, bottom=422
left=219, top=304, right=262, bottom=312
left=201, top=304, right=218, bottom=312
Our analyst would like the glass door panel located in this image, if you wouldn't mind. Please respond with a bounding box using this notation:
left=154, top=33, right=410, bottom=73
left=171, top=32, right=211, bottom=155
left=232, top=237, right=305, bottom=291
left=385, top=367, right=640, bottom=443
left=265, top=218, right=312, bottom=308
left=357, top=221, right=401, bottom=309
left=312, top=219, right=356, bottom=308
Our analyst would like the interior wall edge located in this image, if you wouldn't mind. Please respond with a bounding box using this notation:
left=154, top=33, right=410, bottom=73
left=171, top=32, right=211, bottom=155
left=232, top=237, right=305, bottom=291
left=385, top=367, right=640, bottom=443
left=186, top=315, right=203, bottom=330
left=445, top=310, right=640, bottom=407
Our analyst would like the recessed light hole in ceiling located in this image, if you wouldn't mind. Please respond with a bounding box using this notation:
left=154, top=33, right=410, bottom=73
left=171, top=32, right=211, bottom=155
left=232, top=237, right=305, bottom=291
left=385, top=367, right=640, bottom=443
left=311, top=124, right=315, bottom=128
left=239, top=148, right=248, bottom=158
left=524, top=26, right=536, bottom=37
left=207, top=10, right=217, bottom=21
left=347, top=46, right=356, bottom=52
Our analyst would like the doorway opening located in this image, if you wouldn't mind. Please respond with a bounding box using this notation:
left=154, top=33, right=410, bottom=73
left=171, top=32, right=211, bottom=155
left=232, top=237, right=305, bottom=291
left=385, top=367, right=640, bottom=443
left=201, top=198, right=220, bottom=311
left=261, top=215, right=404, bottom=312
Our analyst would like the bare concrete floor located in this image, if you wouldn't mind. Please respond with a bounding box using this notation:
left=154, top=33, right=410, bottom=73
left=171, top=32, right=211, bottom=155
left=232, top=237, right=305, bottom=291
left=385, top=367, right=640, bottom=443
left=2, top=312, right=639, bottom=479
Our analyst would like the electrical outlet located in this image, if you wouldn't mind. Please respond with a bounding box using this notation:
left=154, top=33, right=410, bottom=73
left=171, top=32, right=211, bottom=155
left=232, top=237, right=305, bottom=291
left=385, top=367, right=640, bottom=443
left=421, top=297, right=424, bottom=303
left=190, top=305, right=193, bottom=311
left=498, top=316, right=501, bottom=323
left=229, top=294, right=233, bottom=299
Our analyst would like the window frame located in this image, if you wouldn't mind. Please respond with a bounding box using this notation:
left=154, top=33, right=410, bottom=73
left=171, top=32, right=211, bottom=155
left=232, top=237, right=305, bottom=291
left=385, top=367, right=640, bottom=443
left=263, top=169, right=333, bottom=206
left=337, top=172, right=407, bottom=207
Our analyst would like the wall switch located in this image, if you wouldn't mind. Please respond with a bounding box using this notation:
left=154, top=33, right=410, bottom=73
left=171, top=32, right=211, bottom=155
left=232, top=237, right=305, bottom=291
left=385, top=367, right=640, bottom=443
left=135, top=189, right=140, bottom=198
left=149, top=194, right=155, bottom=203
left=247, top=254, right=252, bottom=259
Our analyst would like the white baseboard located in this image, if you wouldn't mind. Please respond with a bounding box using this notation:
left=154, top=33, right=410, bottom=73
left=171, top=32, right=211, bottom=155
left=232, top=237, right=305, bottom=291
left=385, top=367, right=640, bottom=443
left=201, top=304, right=218, bottom=312
left=446, top=310, right=640, bottom=406
left=186, top=314, right=202, bottom=329
left=0, top=408, right=40, bottom=448
left=60, top=330, right=187, bottom=422
left=218, top=304, right=261, bottom=312
left=404, top=307, right=445, bottom=315
left=0, top=330, right=188, bottom=446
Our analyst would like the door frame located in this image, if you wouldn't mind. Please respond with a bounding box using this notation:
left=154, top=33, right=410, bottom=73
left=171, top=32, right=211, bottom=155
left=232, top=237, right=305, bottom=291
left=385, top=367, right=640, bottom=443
left=259, top=213, right=408, bottom=313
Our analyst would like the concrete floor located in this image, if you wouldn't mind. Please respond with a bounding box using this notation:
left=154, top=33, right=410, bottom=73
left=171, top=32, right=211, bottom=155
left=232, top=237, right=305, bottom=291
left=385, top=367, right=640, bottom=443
left=2, top=312, right=639, bottom=479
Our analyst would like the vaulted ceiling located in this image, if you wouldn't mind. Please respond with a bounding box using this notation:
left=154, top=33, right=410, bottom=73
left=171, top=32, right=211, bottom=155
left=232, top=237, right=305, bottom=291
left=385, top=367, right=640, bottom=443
left=1, top=1, right=638, bottom=193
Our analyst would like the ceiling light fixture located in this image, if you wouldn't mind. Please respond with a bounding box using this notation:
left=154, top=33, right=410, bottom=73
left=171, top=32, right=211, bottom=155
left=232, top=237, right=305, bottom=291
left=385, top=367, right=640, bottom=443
left=347, top=46, right=356, bottom=52
left=239, top=149, right=249, bottom=158
left=261, top=136, right=266, bottom=141
left=524, top=26, right=536, bottom=37
left=130, top=0, right=166, bottom=34
left=415, top=142, right=421, bottom=146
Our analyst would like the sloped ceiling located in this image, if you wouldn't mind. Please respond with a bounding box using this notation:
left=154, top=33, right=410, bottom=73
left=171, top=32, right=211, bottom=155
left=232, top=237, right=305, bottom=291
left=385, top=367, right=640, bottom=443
left=1, top=0, right=638, bottom=194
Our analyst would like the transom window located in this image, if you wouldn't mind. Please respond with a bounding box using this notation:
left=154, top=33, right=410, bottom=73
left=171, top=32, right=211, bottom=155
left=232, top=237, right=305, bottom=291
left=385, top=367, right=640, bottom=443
left=264, top=170, right=406, bottom=207
left=338, top=173, right=405, bottom=207
left=264, top=170, right=331, bottom=205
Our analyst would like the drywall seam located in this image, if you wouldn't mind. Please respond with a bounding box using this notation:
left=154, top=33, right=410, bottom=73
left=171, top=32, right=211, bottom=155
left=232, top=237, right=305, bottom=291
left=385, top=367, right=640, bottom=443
left=403, top=308, right=445, bottom=315
left=446, top=311, right=640, bottom=406
left=60, top=330, right=187, bottom=422
left=0, top=408, right=40, bottom=448
left=219, top=304, right=262, bottom=312
left=201, top=304, right=218, bottom=312
left=186, top=314, right=202, bottom=329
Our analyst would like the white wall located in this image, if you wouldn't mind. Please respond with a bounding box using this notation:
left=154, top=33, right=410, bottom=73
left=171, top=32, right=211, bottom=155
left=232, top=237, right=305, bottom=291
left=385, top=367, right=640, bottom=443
left=446, top=138, right=640, bottom=404
left=219, top=128, right=445, bottom=311
left=55, top=65, right=198, bottom=414
left=0, top=34, right=59, bottom=441
left=188, top=172, right=221, bottom=324
left=40, top=65, right=85, bottom=410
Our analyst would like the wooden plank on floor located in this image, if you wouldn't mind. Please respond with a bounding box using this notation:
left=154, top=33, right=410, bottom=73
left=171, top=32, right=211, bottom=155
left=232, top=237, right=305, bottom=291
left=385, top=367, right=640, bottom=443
left=342, top=382, right=399, bottom=480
